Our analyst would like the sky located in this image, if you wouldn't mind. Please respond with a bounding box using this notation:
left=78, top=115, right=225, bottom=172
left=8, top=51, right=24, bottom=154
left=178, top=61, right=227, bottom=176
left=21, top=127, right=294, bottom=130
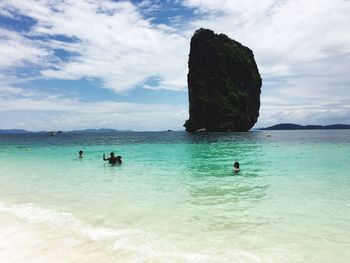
left=0, top=0, right=349, bottom=131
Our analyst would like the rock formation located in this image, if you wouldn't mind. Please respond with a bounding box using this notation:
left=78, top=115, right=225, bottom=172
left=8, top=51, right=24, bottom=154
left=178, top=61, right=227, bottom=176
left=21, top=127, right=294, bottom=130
left=184, top=28, right=262, bottom=132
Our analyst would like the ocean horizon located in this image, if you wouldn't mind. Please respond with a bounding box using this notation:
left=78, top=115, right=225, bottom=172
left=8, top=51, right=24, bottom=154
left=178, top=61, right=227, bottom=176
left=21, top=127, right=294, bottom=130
left=1, top=130, right=349, bottom=262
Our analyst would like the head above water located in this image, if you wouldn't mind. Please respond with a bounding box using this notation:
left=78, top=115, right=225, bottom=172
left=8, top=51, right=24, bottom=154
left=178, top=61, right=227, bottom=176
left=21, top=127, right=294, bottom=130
left=234, top=162, right=240, bottom=168
left=79, top=150, right=83, bottom=156
left=110, top=152, right=115, bottom=157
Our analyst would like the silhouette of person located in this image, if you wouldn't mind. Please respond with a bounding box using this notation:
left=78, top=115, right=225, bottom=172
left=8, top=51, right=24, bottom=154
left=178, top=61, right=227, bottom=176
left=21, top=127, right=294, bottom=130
left=103, top=152, right=122, bottom=164
left=234, top=161, right=240, bottom=173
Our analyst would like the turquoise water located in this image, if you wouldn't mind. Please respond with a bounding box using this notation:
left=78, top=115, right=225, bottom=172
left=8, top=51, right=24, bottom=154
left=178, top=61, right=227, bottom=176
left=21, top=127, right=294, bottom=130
left=1, top=131, right=350, bottom=262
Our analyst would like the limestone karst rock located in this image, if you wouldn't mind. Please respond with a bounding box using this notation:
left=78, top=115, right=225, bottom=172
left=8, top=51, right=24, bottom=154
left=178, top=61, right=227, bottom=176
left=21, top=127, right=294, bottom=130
left=184, top=28, right=262, bottom=132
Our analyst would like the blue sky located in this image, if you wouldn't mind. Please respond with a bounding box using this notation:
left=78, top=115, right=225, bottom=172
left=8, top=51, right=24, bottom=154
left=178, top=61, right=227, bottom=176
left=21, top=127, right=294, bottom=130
left=0, top=0, right=350, bottom=131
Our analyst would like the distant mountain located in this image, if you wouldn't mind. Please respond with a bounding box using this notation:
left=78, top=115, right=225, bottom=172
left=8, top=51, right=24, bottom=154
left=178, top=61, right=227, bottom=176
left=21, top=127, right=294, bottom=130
left=261, top=123, right=350, bottom=130
left=0, top=128, right=134, bottom=134
left=0, top=129, right=32, bottom=134
left=68, top=128, right=132, bottom=133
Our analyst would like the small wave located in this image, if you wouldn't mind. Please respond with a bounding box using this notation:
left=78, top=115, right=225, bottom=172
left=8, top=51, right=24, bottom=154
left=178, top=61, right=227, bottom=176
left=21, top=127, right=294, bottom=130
left=0, top=201, right=141, bottom=242
left=0, top=201, right=79, bottom=227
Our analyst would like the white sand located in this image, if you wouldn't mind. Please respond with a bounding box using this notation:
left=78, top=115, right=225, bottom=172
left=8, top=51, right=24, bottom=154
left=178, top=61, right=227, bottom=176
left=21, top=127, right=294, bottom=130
left=0, top=214, right=117, bottom=263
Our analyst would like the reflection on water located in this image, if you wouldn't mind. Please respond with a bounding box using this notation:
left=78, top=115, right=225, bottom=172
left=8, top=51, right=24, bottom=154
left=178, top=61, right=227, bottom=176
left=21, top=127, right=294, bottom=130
left=182, top=134, right=270, bottom=233
left=185, top=176, right=270, bottom=230
left=188, top=184, right=269, bottom=205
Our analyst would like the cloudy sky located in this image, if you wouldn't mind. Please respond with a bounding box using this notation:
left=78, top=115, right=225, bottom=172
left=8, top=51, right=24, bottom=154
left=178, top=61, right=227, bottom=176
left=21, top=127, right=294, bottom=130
left=0, top=0, right=349, bottom=131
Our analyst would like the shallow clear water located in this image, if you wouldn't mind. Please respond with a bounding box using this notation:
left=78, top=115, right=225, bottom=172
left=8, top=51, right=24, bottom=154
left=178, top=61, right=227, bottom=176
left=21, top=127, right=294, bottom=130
left=1, top=131, right=350, bottom=262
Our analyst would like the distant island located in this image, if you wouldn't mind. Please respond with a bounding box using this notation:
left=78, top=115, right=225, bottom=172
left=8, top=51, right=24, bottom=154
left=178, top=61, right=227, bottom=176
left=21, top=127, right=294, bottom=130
left=2, top=124, right=350, bottom=134
left=0, top=129, right=34, bottom=134
left=0, top=128, right=131, bottom=134
left=261, top=123, right=350, bottom=130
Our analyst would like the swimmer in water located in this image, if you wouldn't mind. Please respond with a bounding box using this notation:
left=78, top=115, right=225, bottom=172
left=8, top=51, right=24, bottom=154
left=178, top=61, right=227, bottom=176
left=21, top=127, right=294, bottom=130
left=103, top=152, right=122, bottom=164
left=79, top=150, right=83, bottom=158
left=233, top=161, right=240, bottom=173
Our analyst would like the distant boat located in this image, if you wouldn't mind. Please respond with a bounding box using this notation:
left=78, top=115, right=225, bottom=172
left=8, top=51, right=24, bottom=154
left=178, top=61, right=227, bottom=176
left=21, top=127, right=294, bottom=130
left=47, top=131, right=56, bottom=136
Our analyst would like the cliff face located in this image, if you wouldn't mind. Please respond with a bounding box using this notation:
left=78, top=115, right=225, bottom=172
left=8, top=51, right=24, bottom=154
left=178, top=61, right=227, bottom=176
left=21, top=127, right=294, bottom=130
left=184, top=28, right=262, bottom=132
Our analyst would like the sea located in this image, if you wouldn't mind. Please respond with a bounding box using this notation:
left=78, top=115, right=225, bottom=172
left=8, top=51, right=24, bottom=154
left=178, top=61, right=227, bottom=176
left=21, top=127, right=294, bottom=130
left=0, top=130, right=349, bottom=262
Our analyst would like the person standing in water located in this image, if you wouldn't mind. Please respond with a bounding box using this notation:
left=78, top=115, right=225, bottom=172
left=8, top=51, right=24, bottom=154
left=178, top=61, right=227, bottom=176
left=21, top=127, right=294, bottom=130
left=78, top=150, right=84, bottom=158
left=234, top=161, right=240, bottom=173
left=103, top=152, right=122, bottom=164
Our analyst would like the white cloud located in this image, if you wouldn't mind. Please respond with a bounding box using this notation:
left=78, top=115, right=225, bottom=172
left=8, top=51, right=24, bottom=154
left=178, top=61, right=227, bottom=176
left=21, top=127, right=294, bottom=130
left=0, top=96, right=187, bottom=131
left=137, top=0, right=162, bottom=15
left=0, top=28, right=50, bottom=69
left=0, top=0, right=189, bottom=92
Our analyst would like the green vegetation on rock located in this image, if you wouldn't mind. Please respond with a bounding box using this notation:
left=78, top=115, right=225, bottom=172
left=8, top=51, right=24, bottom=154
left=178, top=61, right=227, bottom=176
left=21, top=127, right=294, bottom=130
left=184, top=28, right=262, bottom=132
